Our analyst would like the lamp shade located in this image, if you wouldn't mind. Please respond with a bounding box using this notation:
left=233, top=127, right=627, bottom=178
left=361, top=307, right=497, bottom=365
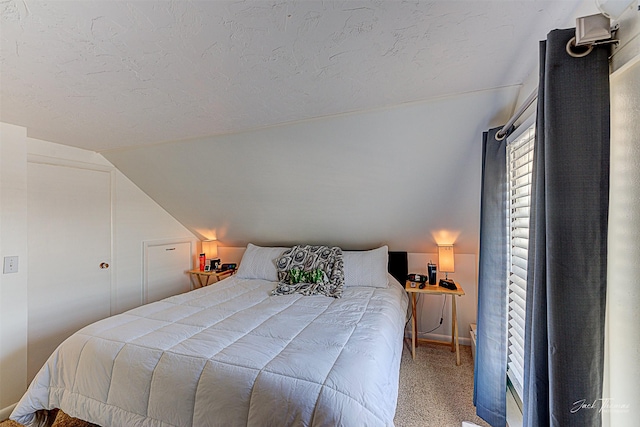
left=438, top=244, right=455, bottom=273
left=202, top=240, right=218, bottom=259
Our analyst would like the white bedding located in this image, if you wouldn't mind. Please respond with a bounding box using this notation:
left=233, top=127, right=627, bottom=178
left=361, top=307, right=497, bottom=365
left=12, top=275, right=408, bottom=427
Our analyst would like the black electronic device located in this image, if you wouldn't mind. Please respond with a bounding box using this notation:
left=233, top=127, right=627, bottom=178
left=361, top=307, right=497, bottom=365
left=219, top=263, right=237, bottom=272
left=439, top=278, right=457, bottom=290
left=407, top=273, right=427, bottom=283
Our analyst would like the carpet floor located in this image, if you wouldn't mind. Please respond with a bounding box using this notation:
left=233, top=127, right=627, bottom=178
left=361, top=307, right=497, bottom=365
left=394, top=343, right=489, bottom=427
left=2, top=344, right=488, bottom=427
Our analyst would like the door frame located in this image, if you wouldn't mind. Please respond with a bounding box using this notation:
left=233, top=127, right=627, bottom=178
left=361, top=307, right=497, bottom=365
left=27, top=154, right=116, bottom=315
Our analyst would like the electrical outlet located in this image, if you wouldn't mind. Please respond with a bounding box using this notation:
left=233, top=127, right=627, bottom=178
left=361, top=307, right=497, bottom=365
left=3, top=256, right=19, bottom=274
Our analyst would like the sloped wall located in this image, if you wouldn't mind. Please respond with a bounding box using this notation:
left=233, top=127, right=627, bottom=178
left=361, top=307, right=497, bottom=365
left=105, top=86, right=518, bottom=255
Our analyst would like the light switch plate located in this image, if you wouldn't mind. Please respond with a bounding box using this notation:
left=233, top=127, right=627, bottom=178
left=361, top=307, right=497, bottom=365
left=3, top=256, right=19, bottom=274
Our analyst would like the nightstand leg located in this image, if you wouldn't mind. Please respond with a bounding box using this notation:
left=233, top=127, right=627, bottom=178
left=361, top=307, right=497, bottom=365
left=451, top=295, right=455, bottom=352
left=411, top=293, right=417, bottom=359
left=452, top=295, right=460, bottom=366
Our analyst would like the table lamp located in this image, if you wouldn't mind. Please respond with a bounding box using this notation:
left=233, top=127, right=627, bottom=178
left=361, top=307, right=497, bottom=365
left=202, top=240, right=220, bottom=270
left=438, top=244, right=454, bottom=279
left=438, top=244, right=457, bottom=290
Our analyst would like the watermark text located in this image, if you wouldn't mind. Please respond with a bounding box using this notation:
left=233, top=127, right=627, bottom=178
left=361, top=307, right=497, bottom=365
left=571, top=398, right=630, bottom=414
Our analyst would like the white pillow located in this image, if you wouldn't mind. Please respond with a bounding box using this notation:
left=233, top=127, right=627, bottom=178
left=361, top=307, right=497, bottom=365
left=343, top=246, right=389, bottom=288
left=236, top=244, right=288, bottom=281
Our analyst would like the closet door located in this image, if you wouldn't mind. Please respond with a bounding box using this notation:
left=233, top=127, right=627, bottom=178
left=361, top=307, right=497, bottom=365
left=27, top=162, right=112, bottom=382
left=145, top=241, right=192, bottom=304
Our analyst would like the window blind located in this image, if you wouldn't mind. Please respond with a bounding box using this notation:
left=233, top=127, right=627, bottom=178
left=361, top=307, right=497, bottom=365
left=506, top=123, right=535, bottom=400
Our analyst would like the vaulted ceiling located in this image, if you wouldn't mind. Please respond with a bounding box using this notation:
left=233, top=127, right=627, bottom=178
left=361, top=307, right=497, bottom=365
left=1, top=0, right=589, bottom=152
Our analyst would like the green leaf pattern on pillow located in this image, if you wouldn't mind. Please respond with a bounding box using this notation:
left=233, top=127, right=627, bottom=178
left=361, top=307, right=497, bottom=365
left=288, top=268, right=326, bottom=285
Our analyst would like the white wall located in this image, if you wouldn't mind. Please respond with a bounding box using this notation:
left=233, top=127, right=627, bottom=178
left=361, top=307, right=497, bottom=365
left=604, top=6, right=640, bottom=426
left=0, top=123, right=196, bottom=415
left=105, top=86, right=519, bottom=256
left=0, top=123, right=29, bottom=417
left=112, top=171, right=197, bottom=313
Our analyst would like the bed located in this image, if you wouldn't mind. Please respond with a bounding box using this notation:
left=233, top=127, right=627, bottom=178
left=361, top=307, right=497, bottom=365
left=11, top=245, right=409, bottom=427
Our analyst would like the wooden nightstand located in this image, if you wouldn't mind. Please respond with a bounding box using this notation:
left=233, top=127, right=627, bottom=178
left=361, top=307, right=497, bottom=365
left=188, top=269, right=235, bottom=289
left=405, top=280, right=466, bottom=365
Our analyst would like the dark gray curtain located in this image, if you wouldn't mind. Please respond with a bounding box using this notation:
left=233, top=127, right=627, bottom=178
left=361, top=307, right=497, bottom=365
left=474, top=127, right=508, bottom=427
left=523, top=28, right=610, bottom=427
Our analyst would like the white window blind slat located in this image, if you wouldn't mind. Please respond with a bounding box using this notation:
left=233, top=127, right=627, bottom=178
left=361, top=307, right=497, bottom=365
left=508, top=314, right=525, bottom=341
left=511, top=199, right=530, bottom=210
left=512, top=233, right=527, bottom=245
left=510, top=263, right=527, bottom=280
left=511, top=245, right=528, bottom=261
left=510, top=218, right=529, bottom=230
left=508, top=355, right=525, bottom=392
left=509, top=279, right=527, bottom=298
left=509, top=294, right=526, bottom=322
left=509, top=273, right=527, bottom=290
left=512, top=183, right=531, bottom=196
left=511, top=208, right=530, bottom=220
left=508, top=333, right=525, bottom=362
left=506, top=122, right=535, bottom=402
left=511, top=238, right=529, bottom=251
left=511, top=255, right=528, bottom=271
left=508, top=358, right=524, bottom=385
left=511, top=168, right=532, bottom=182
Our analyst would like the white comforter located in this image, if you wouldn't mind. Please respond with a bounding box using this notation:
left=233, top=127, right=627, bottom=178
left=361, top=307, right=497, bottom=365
left=12, top=276, right=408, bottom=427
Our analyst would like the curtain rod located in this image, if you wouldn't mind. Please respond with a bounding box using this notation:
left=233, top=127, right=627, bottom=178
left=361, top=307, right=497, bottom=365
left=495, top=89, right=538, bottom=140
left=495, top=14, right=612, bottom=141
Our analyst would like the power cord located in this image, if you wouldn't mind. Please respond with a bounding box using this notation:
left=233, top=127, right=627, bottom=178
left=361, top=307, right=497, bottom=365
left=404, top=294, right=447, bottom=335
left=422, top=295, right=447, bottom=334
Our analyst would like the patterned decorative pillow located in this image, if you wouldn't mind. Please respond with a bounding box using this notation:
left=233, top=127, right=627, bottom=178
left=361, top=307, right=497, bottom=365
left=272, top=245, right=345, bottom=298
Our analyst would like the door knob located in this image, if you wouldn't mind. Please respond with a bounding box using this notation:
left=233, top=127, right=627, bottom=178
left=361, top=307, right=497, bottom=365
left=99, top=262, right=110, bottom=269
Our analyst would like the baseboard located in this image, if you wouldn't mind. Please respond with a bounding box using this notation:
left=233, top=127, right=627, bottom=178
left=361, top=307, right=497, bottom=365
left=1, top=403, right=17, bottom=422
left=404, top=332, right=472, bottom=347
left=421, top=332, right=471, bottom=346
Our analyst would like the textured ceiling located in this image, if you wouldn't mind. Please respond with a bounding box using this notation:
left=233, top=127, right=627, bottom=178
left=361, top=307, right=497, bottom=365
left=0, top=0, right=585, bottom=152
